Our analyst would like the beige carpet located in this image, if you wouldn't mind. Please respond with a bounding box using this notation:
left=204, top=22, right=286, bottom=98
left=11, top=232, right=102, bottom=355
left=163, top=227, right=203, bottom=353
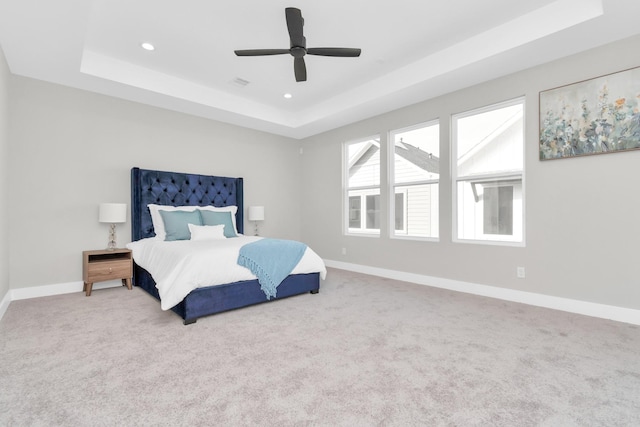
left=1, top=268, right=639, bottom=426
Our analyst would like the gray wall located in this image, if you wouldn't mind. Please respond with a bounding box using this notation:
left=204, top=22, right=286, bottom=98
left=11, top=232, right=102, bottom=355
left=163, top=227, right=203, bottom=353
left=300, top=34, right=640, bottom=310
left=0, top=46, right=9, bottom=301
left=5, top=34, right=640, bottom=312
left=8, top=77, right=301, bottom=289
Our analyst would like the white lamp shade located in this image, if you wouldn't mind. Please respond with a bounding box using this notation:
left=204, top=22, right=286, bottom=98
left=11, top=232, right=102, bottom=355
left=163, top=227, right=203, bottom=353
left=99, top=203, right=127, bottom=223
left=248, top=206, right=265, bottom=221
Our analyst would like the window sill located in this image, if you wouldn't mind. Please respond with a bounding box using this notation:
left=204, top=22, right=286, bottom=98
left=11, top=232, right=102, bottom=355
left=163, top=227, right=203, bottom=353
left=391, top=235, right=439, bottom=243
left=345, top=231, right=380, bottom=238
left=453, top=237, right=525, bottom=248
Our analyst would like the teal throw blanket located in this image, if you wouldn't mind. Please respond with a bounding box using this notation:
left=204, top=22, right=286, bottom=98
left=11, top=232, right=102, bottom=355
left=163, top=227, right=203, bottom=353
left=237, top=238, right=307, bottom=299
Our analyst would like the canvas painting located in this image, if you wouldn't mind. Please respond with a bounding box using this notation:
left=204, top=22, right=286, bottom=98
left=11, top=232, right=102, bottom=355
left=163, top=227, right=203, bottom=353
left=539, top=66, right=640, bottom=160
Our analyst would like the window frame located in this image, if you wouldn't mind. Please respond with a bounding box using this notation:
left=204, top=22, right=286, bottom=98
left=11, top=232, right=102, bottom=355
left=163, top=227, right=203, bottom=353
left=388, top=120, right=440, bottom=241
left=343, top=135, right=382, bottom=237
left=393, top=190, right=407, bottom=234
left=451, top=98, right=525, bottom=246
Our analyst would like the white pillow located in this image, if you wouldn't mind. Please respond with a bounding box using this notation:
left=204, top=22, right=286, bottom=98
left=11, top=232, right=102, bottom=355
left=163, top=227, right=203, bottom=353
left=148, top=204, right=238, bottom=240
left=187, top=223, right=226, bottom=241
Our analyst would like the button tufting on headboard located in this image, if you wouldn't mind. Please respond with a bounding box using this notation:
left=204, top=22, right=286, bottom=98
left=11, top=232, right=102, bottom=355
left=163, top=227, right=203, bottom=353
left=131, top=167, right=244, bottom=241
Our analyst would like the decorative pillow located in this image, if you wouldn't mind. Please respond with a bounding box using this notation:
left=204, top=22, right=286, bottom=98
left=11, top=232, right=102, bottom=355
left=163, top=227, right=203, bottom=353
left=159, top=210, right=202, bottom=241
left=148, top=204, right=238, bottom=239
left=199, top=210, right=238, bottom=238
left=188, top=223, right=226, bottom=241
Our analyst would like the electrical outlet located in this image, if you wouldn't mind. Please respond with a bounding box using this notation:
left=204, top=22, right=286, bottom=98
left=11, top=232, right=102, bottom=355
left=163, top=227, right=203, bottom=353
left=517, top=267, right=526, bottom=279
left=341, top=247, right=347, bottom=255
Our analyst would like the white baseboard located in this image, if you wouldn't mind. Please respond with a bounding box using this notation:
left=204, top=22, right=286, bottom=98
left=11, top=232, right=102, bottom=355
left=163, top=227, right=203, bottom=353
left=9, top=280, right=124, bottom=301
left=0, top=290, right=10, bottom=322
left=0, top=280, right=125, bottom=323
left=3, top=264, right=639, bottom=326
left=324, top=260, right=640, bottom=326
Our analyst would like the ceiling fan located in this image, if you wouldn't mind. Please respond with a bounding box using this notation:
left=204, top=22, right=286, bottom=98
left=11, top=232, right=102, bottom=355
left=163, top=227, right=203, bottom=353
left=234, top=7, right=361, bottom=82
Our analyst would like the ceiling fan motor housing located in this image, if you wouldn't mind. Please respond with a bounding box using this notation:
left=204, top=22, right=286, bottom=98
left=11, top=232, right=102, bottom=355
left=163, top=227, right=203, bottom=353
left=290, top=46, right=306, bottom=58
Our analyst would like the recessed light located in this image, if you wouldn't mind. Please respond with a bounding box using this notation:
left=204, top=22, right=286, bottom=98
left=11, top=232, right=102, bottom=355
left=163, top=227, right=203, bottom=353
left=284, top=93, right=292, bottom=99
left=231, top=77, right=250, bottom=87
left=141, top=42, right=155, bottom=51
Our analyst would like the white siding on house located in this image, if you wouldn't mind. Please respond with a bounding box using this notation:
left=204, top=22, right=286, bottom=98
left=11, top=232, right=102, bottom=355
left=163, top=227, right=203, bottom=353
left=393, top=184, right=439, bottom=238
left=393, top=144, right=439, bottom=238
left=349, top=144, right=380, bottom=188
left=394, top=153, right=439, bottom=183
left=458, top=112, right=523, bottom=177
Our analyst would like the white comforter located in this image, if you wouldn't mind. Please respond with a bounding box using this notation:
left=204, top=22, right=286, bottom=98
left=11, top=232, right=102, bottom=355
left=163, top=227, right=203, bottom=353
left=126, top=236, right=327, bottom=310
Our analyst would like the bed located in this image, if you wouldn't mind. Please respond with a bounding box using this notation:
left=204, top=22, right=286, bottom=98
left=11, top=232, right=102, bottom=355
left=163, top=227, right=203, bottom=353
left=129, top=167, right=324, bottom=324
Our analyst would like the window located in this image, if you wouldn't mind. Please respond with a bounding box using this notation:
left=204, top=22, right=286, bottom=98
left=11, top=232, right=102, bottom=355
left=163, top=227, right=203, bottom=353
left=390, top=122, right=439, bottom=238
left=344, top=136, right=381, bottom=235
left=453, top=99, right=524, bottom=243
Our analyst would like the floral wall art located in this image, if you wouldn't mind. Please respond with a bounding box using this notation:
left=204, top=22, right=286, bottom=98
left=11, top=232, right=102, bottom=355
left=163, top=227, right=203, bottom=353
left=539, top=66, right=640, bottom=160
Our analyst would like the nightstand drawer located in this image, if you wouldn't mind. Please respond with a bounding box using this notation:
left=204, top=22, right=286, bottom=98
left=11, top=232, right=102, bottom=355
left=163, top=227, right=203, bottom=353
left=82, top=249, right=133, bottom=297
left=86, top=260, right=131, bottom=282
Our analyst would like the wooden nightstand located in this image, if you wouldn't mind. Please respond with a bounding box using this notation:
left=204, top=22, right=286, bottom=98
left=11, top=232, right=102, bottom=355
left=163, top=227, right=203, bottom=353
left=82, top=248, right=133, bottom=296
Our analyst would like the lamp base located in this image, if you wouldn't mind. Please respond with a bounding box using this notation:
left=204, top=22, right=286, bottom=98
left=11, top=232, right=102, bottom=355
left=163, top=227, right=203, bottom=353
left=106, top=223, right=118, bottom=250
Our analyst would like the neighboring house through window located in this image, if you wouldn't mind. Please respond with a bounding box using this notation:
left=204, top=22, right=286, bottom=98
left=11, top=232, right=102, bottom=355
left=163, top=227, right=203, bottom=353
left=452, top=98, right=524, bottom=244
left=390, top=122, right=440, bottom=239
left=345, top=136, right=381, bottom=235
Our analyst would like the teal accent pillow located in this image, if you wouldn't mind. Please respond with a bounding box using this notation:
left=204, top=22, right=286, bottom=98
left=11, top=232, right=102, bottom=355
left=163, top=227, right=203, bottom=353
left=159, top=210, right=203, bottom=241
left=199, top=210, right=237, bottom=238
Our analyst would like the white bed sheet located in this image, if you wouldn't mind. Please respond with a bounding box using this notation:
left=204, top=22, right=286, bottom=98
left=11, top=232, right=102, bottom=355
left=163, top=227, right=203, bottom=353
left=126, top=236, right=327, bottom=310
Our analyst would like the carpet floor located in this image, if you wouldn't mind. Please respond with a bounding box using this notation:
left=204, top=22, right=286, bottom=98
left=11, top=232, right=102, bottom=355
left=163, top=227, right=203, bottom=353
left=1, top=268, right=639, bottom=426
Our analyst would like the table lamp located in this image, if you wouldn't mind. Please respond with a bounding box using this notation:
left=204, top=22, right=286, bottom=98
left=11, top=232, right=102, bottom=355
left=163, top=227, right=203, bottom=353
left=99, top=203, right=127, bottom=250
left=248, top=206, right=264, bottom=236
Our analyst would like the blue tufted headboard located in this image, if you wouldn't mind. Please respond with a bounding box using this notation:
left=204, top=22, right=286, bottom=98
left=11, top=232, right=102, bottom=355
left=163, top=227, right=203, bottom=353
left=131, top=167, right=244, bottom=241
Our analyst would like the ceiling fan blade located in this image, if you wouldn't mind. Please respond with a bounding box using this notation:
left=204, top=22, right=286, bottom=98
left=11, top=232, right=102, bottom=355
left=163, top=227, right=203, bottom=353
left=234, top=7, right=361, bottom=82
left=234, top=49, right=290, bottom=56
left=286, top=7, right=305, bottom=48
left=307, top=47, right=362, bottom=57
left=294, top=57, right=307, bottom=82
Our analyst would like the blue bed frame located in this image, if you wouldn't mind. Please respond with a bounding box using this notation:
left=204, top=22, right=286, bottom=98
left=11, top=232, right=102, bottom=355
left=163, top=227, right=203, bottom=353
left=130, top=167, right=320, bottom=324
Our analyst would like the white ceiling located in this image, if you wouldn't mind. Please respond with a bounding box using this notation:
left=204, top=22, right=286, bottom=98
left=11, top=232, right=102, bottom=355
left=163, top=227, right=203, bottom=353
left=1, top=0, right=639, bottom=139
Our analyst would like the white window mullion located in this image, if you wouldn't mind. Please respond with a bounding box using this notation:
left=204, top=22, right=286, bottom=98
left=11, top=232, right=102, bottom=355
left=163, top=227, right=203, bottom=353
left=452, top=98, right=525, bottom=245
